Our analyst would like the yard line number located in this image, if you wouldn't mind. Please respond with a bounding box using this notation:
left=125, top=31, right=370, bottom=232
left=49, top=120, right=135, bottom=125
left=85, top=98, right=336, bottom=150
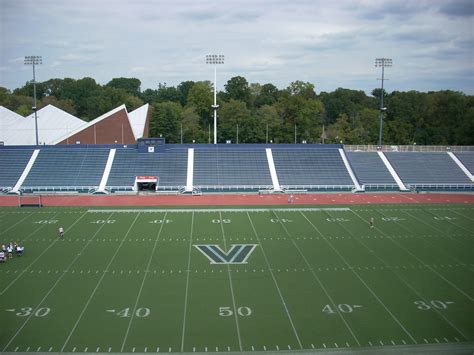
left=149, top=219, right=172, bottom=224
left=414, top=300, right=454, bottom=310
left=6, top=307, right=51, bottom=317
left=433, top=216, right=457, bottom=221
left=381, top=217, right=406, bottom=221
left=270, top=219, right=293, bottom=223
left=326, top=218, right=350, bottom=222
left=33, top=220, right=58, bottom=224
left=219, top=306, right=252, bottom=317
left=91, top=220, right=116, bottom=224
left=322, top=304, right=362, bottom=314
left=212, top=219, right=231, bottom=224
left=106, top=308, right=151, bottom=317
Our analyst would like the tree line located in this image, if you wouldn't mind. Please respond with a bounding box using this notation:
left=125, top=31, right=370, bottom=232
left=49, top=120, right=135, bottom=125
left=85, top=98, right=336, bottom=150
left=1, top=76, right=472, bottom=145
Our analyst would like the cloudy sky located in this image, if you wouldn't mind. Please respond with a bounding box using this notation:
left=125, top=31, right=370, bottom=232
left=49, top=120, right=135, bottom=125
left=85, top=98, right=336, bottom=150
left=0, top=0, right=473, bottom=94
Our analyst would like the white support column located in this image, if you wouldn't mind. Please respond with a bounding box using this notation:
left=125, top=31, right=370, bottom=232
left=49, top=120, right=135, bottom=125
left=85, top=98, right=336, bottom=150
left=266, top=148, right=281, bottom=191
left=377, top=151, right=409, bottom=191
left=12, top=149, right=40, bottom=193
left=447, top=152, right=474, bottom=182
left=338, top=149, right=363, bottom=191
left=185, top=148, right=194, bottom=192
left=97, top=149, right=116, bottom=193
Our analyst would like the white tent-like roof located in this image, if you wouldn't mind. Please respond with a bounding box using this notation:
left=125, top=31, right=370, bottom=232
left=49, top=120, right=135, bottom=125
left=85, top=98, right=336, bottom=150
left=0, top=103, right=149, bottom=145
left=128, top=103, right=149, bottom=140
left=0, top=105, right=85, bottom=145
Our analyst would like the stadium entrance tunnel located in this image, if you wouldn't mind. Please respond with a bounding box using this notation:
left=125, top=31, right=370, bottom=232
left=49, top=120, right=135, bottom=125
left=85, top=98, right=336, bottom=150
left=134, top=176, right=158, bottom=192
left=137, top=182, right=157, bottom=191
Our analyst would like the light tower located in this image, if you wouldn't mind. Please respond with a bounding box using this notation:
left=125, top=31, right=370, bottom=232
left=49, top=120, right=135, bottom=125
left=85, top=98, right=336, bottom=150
left=24, top=55, right=42, bottom=145
left=375, top=57, right=392, bottom=147
left=206, top=54, right=224, bottom=144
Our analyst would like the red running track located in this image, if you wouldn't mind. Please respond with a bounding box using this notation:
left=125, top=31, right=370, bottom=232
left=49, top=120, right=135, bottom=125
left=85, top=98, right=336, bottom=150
left=1, top=193, right=473, bottom=207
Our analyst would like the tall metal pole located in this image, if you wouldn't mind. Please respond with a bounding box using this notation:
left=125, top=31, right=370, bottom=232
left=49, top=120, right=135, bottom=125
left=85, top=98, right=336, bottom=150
left=206, top=54, right=224, bottom=144
left=213, top=66, right=217, bottom=144
left=24, top=56, right=42, bottom=145
left=375, top=58, right=392, bottom=147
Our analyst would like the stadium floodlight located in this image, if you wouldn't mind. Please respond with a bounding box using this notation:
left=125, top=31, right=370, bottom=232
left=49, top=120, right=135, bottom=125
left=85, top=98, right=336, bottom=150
left=206, top=54, right=224, bottom=144
left=375, top=58, right=392, bottom=147
left=24, top=56, right=42, bottom=145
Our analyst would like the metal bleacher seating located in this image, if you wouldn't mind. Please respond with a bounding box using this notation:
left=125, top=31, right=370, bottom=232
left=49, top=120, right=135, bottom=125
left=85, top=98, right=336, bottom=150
left=193, top=147, right=273, bottom=190
left=272, top=147, right=353, bottom=189
left=384, top=152, right=472, bottom=187
left=0, top=148, right=34, bottom=191
left=454, top=152, right=474, bottom=175
left=21, top=148, right=109, bottom=191
left=106, top=147, right=187, bottom=190
left=346, top=151, right=397, bottom=189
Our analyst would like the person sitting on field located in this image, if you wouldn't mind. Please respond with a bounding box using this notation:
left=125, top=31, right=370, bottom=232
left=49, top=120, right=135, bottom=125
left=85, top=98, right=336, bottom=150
left=16, top=244, right=24, bottom=256
left=6, top=243, right=13, bottom=258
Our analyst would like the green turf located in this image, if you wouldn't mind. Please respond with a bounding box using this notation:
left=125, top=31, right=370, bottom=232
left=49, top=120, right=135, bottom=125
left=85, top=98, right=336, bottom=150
left=0, top=204, right=473, bottom=353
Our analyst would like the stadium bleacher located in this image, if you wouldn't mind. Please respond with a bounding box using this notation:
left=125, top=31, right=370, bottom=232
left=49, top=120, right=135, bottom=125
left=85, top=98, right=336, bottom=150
left=384, top=152, right=472, bottom=188
left=21, top=148, right=110, bottom=192
left=1, top=144, right=473, bottom=194
left=0, top=148, right=34, bottom=191
left=193, top=146, right=273, bottom=191
left=272, top=147, right=354, bottom=189
left=106, top=147, right=188, bottom=191
left=346, top=151, right=398, bottom=190
left=454, top=152, right=474, bottom=175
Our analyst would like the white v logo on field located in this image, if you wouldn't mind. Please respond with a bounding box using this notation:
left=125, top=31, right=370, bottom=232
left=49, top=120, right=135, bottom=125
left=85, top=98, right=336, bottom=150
left=194, top=244, right=258, bottom=264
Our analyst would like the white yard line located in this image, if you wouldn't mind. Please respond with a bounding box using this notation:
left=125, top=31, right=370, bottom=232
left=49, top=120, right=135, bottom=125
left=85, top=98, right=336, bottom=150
left=351, top=209, right=473, bottom=302
left=87, top=208, right=351, bottom=213
left=181, top=212, right=195, bottom=352
left=388, top=209, right=473, bottom=272
left=402, top=210, right=472, bottom=239
left=60, top=213, right=141, bottom=352
left=271, top=211, right=361, bottom=347
left=0, top=212, right=35, bottom=236
left=298, top=211, right=417, bottom=344
left=1, top=211, right=100, bottom=352
left=449, top=208, right=474, bottom=222
left=345, top=209, right=470, bottom=340
left=120, top=213, right=168, bottom=352
left=0, top=212, right=84, bottom=297
left=219, top=211, right=243, bottom=352
left=246, top=212, right=303, bottom=349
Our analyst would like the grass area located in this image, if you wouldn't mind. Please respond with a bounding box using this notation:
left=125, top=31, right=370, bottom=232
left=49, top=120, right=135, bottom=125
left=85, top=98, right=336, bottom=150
left=0, top=204, right=473, bottom=353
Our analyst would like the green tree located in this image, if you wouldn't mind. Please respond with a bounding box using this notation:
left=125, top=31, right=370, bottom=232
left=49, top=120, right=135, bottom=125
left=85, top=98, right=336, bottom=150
left=149, top=102, right=182, bottom=142
left=180, top=106, right=204, bottom=143
left=219, top=99, right=252, bottom=143
left=187, top=81, right=213, bottom=125
left=106, top=78, right=141, bottom=96
left=177, top=81, right=195, bottom=106
left=256, top=104, right=280, bottom=142
left=224, top=76, right=251, bottom=106
left=254, top=83, right=280, bottom=107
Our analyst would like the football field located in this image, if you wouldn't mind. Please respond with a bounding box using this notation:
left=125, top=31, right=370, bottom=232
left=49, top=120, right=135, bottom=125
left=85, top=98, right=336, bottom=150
left=0, top=204, right=473, bottom=353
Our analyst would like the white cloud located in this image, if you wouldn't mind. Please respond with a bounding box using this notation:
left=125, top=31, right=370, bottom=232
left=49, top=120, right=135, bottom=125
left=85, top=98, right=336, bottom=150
left=0, top=0, right=472, bottom=94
